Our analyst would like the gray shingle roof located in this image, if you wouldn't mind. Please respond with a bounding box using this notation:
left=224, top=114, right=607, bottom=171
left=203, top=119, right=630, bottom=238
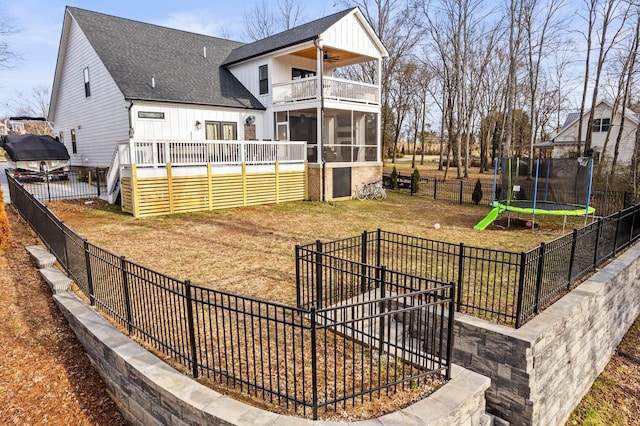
left=561, top=112, right=580, bottom=129
left=222, top=8, right=355, bottom=66
left=67, top=7, right=264, bottom=109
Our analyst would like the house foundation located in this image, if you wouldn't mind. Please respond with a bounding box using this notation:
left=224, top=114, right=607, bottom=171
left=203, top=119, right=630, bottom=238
left=307, top=163, right=382, bottom=201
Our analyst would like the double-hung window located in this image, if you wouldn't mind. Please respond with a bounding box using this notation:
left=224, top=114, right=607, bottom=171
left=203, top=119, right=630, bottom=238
left=259, top=65, right=268, bottom=95
left=592, top=118, right=611, bottom=132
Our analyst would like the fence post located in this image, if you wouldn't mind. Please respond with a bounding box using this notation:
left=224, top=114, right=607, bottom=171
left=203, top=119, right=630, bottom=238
left=624, top=191, right=629, bottom=209
left=613, top=211, right=621, bottom=257
left=361, top=231, right=368, bottom=294
left=310, top=307, right=318, bottom=421
left=515, top=252, right=527, bottom=329
left=459, top=180, right=463, bottom=205
left=295, top=245, right=301, bottom=308
left=376, top=228, right=382, bottom=268
left=593, top=218, right=602, bottom=268
left=533, top=243, right=546, bottom=314
left=378, top=266, right=386, bottom=353
left=120, top=256, right=133, bottom=335
left=433, top=177, right=437, bottom=200
left=315, top=240, right=323, bottom=309
left=96, top=167, right=101, bottom=197
left=184, top=280, right=199, bottom=379
left=83, top=239, right=95, bottom=306
left=45, top=170, right=52, bottom=202
left=59, top=221, right=70, bottom=274
left=567, top=229, right=578, bottom=290
left=456, top=243, right=464, bottom=312
left=446, top=282, right=456, bottom=380
left=631, top=205, right=637, bottom=243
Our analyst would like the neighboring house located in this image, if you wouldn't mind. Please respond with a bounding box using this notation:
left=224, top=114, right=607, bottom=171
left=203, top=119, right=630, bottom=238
left=536, top=100, right=639, bottom=169
left=48, top=6, right=388, bottom=214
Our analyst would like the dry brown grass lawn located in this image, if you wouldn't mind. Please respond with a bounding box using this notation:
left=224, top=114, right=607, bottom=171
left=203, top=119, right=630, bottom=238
left=17, top=189, right=638, bottom=423
left=47, top=192, right=580, bottom=306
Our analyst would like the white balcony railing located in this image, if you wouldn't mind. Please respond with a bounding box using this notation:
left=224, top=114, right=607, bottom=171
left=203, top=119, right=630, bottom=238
left=117, top=139, right=307, bottom=168
left=272, top=76, right=380, bottom=105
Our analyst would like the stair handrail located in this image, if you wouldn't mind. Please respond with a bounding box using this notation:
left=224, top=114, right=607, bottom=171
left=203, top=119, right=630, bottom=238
left=105, top=143, right=122, bottom=203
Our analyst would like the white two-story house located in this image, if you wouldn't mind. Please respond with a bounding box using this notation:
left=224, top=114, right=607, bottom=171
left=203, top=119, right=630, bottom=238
left=536, top=100, right=639, bottom=172
left=48, top=6, right=388, bottom=216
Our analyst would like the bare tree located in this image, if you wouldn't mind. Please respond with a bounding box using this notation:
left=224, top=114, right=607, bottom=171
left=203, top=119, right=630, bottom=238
left=6, top=85, right=50, bottom=118
left=522, top=0, right=567, bottom=178
left=584, top=0, right=630, bottom=154
left=338, top=0, right=424, bottom=158
left=242, top=0, right=305, bottom=41
left=0, top=13, right=17, bottom=69
left=388, top=60, right=419, bottom=162
left=422, top=0, right=501, bottom=178
left=408, top=65, right=431, bottom=168
left=503, top=0, right=526, bottom=158
left=576, top=0, right=598, bottom=155
left=610, top=6, right=639, bottom=177
left=549, top=47, right=576, bottom=132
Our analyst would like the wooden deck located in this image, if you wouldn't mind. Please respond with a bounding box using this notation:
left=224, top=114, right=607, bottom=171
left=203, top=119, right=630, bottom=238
left=116, top=140, right=307, bottom=217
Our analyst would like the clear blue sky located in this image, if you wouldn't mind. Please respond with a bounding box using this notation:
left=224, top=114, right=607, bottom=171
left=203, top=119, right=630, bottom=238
left=0, top=0, right=341, bottom=117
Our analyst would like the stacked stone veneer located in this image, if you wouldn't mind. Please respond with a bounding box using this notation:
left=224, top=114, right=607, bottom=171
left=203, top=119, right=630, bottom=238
left=452, top=242, right=640, bottom=425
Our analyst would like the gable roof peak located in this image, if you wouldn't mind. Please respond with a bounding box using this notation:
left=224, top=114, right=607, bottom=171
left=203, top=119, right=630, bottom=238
left=222, top=7, right=359, bottom=66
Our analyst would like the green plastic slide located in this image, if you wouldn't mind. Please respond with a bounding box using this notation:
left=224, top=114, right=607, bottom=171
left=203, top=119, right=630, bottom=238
left=474, top=207, right=501, bottom=231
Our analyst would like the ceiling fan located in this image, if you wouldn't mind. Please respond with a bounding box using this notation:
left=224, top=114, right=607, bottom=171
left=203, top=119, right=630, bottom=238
left=323, top=51, right=339, bottom=62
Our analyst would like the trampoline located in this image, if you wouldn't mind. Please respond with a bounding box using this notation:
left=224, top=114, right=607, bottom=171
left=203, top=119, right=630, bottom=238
left=474, top=157, right=595, bottom=231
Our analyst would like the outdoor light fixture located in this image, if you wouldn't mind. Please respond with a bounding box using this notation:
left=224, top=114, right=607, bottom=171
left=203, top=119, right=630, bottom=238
left=195, top=120, right=202, bottom=130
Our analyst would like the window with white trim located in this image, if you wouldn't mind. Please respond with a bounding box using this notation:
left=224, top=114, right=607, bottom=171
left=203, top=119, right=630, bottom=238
left=83, top=67, right=91, bottom=97
left=592, top=118, right=611, bottom=132
left=259, top=65, right=269, bottom=95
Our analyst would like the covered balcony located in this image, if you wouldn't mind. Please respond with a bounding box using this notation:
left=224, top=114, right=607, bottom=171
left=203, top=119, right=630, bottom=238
left=272, top=76, right=380, bottom=105
left=269, top=41, right=382, bottom=107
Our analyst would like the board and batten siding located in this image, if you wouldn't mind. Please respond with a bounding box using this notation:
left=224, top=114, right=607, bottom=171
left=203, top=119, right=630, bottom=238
left=321, top=13, right=383, bottom=59
left=52, top=17, right=129, bottom=168
left=131, top=102, right=264, bottom=141
left=228, top=58, right=273, bottom=107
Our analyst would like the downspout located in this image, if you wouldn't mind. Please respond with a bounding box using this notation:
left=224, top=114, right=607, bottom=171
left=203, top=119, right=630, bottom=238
left=127, top=100, right=134, bottom=138
left=315, top=37, right=325, bottom=202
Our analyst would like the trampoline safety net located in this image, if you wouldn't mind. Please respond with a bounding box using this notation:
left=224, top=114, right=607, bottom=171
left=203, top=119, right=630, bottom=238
left=497, top=157, right=593, bottom=209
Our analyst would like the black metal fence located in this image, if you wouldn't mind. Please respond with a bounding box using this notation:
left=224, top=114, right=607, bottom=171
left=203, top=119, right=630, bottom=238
left=6, top=168, right=105, bottom=202
left=6, top=171, right=454, bottom=420
left=385, top=171, right=640, bottom=217
left=296, top=206, right=640, bottom=328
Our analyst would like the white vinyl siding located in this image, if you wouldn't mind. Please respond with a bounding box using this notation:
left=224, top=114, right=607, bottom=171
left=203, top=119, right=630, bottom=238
left=551, top=102, right=638, bottom=165
left=51, top=17, right=129, bottom=167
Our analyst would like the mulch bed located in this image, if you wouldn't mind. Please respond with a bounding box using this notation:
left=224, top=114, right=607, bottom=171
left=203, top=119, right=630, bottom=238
left=0, top=207, right=127, bottom=425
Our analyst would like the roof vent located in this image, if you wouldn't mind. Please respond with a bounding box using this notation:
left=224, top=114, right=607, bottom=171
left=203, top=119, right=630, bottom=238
left=203, top=46, right=207, bottom=58
left=151, top=77, right=155, bottom=89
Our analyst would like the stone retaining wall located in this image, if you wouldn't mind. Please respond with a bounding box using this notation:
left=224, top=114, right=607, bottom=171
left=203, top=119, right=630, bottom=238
left=53, top=291, right=491, bottom=426
left=452, top=242, right=640, bottom=425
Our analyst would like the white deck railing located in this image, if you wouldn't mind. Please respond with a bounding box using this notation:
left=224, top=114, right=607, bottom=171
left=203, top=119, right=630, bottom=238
left=272, top=76, right=380, bottom=105
left=117, top=139, right=306, bottom=168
